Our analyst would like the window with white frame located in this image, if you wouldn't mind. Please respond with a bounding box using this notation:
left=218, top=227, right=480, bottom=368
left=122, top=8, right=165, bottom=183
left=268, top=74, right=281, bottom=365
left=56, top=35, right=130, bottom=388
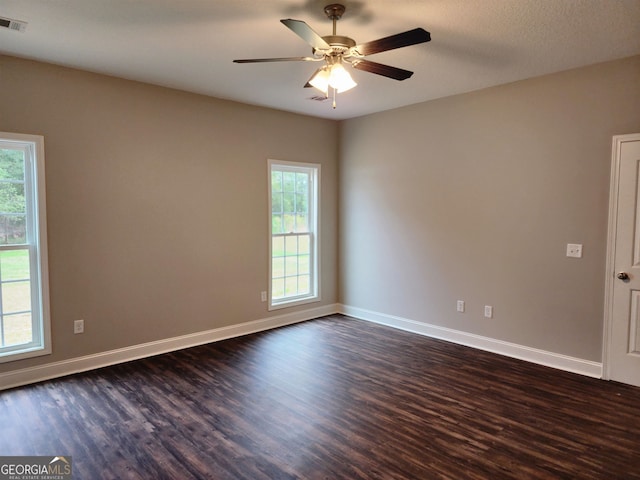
left=269, top=160, right=320, bottom=309
left=0, top=132, right=50, bottom=362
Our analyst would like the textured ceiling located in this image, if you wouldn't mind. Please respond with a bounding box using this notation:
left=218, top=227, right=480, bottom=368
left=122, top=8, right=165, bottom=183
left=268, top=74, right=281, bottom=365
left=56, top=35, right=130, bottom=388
left=1, top=0, right=639, bottom=119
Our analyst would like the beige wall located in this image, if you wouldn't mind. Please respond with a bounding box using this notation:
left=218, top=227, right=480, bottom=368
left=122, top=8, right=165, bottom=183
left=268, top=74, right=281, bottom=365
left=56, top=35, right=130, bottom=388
left=0, top=55, right=339, bottom=373
left=339, top=55, right=640, bottom=361
left=1, top=53, right=639, bottom=377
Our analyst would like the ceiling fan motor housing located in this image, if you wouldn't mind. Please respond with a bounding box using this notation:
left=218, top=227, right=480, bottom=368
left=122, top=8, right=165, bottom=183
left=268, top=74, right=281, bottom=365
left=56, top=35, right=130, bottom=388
left=322, top=35, right=356, bottom=53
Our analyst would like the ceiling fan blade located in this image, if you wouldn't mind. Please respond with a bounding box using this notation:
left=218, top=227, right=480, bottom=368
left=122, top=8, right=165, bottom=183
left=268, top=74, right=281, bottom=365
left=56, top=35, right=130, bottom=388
left=233, top=57, right=318, bottom=63
left=354, top=28, right=431, bottom=56
left=281, top=19, right=331, bottom=51
left=351, top=59, right=414, bottom=81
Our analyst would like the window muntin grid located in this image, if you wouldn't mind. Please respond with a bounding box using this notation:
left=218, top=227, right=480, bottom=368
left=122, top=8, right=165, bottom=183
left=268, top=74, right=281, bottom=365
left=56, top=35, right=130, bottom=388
left=269, top=161, right=319, bottom=309
left=0, top=135, right=50, bottom=362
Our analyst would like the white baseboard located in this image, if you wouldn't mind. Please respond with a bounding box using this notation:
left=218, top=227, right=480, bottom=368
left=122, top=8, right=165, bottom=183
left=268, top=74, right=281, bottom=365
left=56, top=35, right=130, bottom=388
left=2, top=303, right=603, bottom=391
left=1, top=303, right=340, bottom=391
left=339, top=304, right=603, bottom=379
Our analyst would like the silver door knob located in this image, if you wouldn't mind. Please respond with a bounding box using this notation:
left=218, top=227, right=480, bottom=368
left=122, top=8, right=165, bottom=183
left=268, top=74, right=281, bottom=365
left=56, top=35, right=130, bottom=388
left=617, top=272, right=630, bottom=280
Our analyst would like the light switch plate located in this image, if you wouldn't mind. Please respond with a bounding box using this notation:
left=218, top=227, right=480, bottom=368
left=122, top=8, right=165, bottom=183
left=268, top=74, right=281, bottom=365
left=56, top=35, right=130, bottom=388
left=566, top=244, right=583, bottom=258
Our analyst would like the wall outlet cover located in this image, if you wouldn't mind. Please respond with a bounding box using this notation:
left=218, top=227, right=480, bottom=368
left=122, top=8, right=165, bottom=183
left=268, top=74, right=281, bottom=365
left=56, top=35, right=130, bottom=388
left=73, top=319, right=84, bottom=334
left=566, top=243, right=583, bottom=258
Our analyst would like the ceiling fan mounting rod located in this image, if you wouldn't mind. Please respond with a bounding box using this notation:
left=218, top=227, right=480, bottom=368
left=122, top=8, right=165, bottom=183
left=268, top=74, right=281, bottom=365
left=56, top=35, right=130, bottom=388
left=321, top=4, right=354, bottom=55
left=324, top=3, right=346, bottom=35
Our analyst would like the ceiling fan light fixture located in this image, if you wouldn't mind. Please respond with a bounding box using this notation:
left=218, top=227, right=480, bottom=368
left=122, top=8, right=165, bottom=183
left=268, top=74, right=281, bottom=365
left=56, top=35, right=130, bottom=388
left=328, top=62, right=357, bottom=92
left=309, top=67, right=330, bottom=94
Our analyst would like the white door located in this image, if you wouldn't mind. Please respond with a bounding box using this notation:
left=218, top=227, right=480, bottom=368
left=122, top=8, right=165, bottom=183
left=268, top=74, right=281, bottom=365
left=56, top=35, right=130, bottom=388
left=605, top=133, right=640, bottom=387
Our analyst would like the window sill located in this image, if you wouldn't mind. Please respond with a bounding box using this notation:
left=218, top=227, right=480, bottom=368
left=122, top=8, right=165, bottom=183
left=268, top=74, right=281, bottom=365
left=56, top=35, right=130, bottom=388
left=0, top=344, right=51, bottom=364
left=269, top=295, right=321, bottom=311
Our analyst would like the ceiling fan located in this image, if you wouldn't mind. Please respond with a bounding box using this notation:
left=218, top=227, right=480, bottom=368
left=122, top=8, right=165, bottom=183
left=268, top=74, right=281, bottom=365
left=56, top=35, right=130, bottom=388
left=233, top=3, right=431, bottom=108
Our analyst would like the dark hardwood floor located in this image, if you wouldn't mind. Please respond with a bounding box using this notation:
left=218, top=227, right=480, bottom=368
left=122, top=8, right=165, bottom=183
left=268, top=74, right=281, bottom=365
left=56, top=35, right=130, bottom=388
left=2, top=314, right=640, bottom=479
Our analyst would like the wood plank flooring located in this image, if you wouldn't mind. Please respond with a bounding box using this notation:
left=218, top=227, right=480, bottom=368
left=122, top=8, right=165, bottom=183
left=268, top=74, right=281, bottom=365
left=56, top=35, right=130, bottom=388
left=2, top=314, right=640, bottom=479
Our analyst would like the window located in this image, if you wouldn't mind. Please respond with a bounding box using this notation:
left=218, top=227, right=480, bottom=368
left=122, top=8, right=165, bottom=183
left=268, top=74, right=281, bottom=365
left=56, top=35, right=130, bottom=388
left=0, top=132, right=50, bottom=362
left=269, top=160, right=320, bottom=309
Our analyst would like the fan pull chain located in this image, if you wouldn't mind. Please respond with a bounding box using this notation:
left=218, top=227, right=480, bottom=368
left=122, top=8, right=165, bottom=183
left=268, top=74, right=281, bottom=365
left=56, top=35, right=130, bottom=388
left=332, top=88, right=337, bottom=109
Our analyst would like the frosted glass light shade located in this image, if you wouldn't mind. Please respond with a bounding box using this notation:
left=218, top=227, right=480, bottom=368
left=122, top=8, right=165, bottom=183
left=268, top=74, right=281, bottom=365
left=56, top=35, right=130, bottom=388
left=328, top=63, right=357, bottom=92
left=309, top=68, right=330, bottom=94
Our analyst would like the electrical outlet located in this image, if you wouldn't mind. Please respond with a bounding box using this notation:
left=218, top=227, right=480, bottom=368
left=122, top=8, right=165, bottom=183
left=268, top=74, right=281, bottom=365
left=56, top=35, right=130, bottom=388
left=484, top=306, right=493, bottom=318
left=261, top=291, right=267, bottom=302
left=73, top=319, right=84, bottom=334
left=566, top=243, right=583, bottom=258
left=456, top=300, right=465, bottom=313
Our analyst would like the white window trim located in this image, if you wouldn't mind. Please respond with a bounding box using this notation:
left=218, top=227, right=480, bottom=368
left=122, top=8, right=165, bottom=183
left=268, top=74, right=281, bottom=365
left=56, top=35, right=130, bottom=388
left=0, top=132, right=51, bottom=362
left=268, top=159, right=321, bottom=310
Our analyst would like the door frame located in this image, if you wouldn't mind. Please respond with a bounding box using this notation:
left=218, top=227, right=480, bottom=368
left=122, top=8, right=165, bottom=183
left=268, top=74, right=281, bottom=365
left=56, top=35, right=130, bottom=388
left=603, top=133, right=640, bottom=381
